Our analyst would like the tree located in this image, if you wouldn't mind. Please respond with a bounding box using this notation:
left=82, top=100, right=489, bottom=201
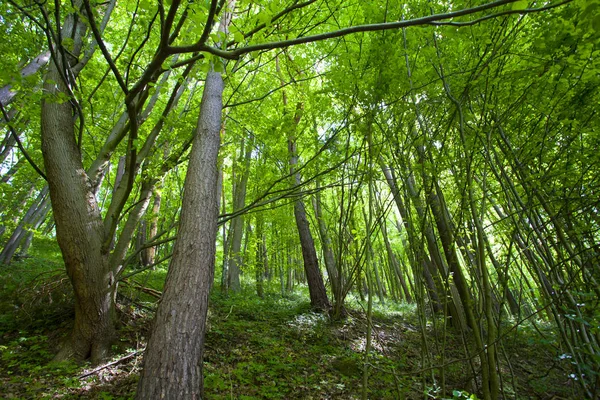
left=4, top=0, right=593, bottom=398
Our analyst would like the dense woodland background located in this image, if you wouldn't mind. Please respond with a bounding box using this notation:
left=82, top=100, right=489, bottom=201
left=0, top=0, right=599, bottom=398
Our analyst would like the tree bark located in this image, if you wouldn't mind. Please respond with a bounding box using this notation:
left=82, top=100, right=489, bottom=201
left=312, top=187, right=342, bottom=303
left=144, top=188, right=162, bottom=265
left=288, top=123, right=330, bottom=310
left=136, top=68, right=224, bottom=399
left=40, top=5, right=116, bottom=363
left=227, top=135, right=252, bottom=292
left=0, top=187, right=49, bottom=264
left=0, top=51, right=51, bottom=107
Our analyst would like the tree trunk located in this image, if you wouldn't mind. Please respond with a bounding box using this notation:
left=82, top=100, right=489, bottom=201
left=136, top=67, right=224, bottom=399
left=288, top=135, right=330, bottom=310
left=110, top=179, right=155, bottom=274
left=17, top=193, right=52, bottom=259
left=312, top=187, right=342, bottom=304
left=255, top=214, right=265, bottom=298
left=227, top=135, right=252, bottom=292
left=144, top=188, right=162, bottom=265
left=40, top=6, right=116, bottom=363
left=293, top=194, right=331, bottom=310
left=0, top=51, right=51, bottom=107
left=0, top=187, right=49, bottom=264
left=380, top=217, right=412, bottom=302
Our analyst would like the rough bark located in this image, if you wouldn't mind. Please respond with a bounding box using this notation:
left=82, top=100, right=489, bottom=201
left=42, top=71, right=115, bottom=362
left=41, top=6, right=115, bottom=363
left=135, top=69, right=223, bottom=399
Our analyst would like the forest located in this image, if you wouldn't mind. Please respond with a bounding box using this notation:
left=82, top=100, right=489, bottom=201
left=0, top=0, right=598, bottom=398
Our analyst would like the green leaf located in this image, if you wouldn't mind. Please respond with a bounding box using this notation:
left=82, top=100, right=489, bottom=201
left=234, top=31, right=244, bottom=43
left=257, top=11, right=272, bottom=27
left=511, top=0, right=528, bottom=10
left=199, top=60, right=210, bottom=74
left=61, top=37, right=74, bottom=51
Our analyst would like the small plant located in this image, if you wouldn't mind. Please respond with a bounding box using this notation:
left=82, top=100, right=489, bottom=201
left=451, top=390, right=478, bottom=399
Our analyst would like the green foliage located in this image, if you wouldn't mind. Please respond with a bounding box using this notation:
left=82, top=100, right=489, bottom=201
left=451, top=390, right=479, bottom=399
left=1, top=0, right=598, bottom=397
left=0, top=255, right=70, bottom=334
left=0, top=259, right=588, bottom=398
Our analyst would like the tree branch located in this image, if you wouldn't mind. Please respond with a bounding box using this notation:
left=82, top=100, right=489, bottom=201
left=82, top=0, right=128, bottom=94
left=428, top=0, right=572, bottom=27
left=0, top=102, right=47, bottom=181
left=170, top=0, right=569, bottom=59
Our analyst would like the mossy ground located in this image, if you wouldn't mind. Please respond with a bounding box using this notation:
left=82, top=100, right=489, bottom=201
left=0, top=255, right=584, bottom=399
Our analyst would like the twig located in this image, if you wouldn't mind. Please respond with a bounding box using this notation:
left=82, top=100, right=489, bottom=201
left=0, top=101, right=47, bottom=180
left=78, top=349, right=145, bottom=378
left=225, top=305, right=234, bottom=320
left=121, top=279, right=162, bottom=298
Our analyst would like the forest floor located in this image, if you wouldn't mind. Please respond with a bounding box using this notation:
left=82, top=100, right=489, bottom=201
left=0, top=256, right=584, bottom=399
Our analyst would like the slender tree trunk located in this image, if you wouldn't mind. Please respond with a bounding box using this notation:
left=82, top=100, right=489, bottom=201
left=293, top=193, right=331, bottom=310
left=144, top=188, right=162, bottom=265
left=255, top=214, right=265, bottom=298
left=227, top=135, right=252, bottom=292
left=0, top=157, right=22, bottom=183
left=109, top=179, right=155, bottom=274
left=312, top=186, right=342, bottom=305
left=380, top=217, right=412, bottom=302
left=0, top=187, right=49, bottom=264
left=136, top=65, right=224, bottom=398
left=288, top=133, right=330, bottom=310
left=0, top=51, right=51, bottom=107
left=17, top=192, right=52, bottom=259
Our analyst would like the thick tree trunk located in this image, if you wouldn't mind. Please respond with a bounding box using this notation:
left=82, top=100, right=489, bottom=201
left=135, top=69, right=223, bottom=399
left=42, top=58, right=115, bottom=362
left=39, top=6, right=116, bottom=363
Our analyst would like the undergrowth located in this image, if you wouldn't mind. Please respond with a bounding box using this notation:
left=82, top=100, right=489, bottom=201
left=0, top=254, right=586, bottom=399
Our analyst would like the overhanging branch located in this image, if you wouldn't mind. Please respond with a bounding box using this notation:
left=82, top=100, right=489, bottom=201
left=169, top=0, right=567, bottom=59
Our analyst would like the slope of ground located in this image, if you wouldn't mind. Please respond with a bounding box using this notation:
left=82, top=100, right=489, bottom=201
left=0, top=259, right=583, bottom=399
